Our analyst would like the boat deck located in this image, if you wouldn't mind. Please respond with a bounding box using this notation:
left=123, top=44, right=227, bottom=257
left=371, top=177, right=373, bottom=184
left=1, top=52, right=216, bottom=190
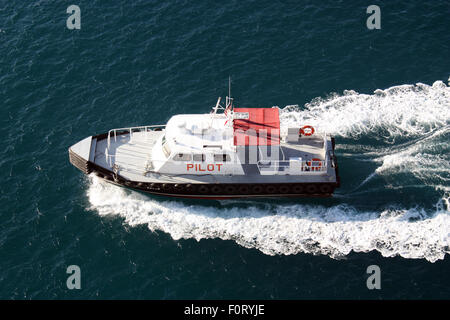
left=92, top=130, right=335, bottom=184
left=281, top=136, right=325, bottom=159
left=95, top=130, right=163, bottom=176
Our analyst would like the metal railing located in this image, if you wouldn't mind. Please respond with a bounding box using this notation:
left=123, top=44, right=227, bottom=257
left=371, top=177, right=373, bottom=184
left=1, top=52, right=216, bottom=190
left=107, top=125, right=166, bottom=149
left=106, top=151, right=329, bottom=177
left=255, top=134, right=330, bottom=175
left=257, top=158, right=328, bottom=174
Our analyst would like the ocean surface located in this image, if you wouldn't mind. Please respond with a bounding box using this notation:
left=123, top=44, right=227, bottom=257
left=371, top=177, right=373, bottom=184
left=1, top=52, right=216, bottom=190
left=1, top=1, right=449, bottom=299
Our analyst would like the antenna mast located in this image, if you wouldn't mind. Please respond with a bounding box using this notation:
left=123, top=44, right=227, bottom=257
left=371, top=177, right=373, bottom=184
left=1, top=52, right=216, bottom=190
left=226, top=76, right=233, bottom=111
left=228, top=76, right=231, bottom=99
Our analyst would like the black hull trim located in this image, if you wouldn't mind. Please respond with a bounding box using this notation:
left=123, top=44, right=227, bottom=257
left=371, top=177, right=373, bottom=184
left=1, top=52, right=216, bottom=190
left=91, top=167, right=338, bottom=199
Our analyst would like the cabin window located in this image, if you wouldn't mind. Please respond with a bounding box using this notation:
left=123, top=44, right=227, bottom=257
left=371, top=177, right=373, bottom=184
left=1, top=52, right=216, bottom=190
left=214, top=154, right=231, bottom=162
left=173, top=153, right=192, bottom=161
left=193, top=154, right=205, bottom=162
left=162, top=142, right=171, bottom=158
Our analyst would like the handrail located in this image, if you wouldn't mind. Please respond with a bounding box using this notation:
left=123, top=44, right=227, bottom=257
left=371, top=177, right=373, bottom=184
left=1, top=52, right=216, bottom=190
left=257, top=158, right=328, bottom=174
left=107, top=124, right=166, bottom=149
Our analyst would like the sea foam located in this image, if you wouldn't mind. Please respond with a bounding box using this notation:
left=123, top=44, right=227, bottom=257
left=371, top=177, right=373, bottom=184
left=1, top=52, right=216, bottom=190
left=87, top=80, right=450, bottom=262
left=279, top=80, right=450, bottom=141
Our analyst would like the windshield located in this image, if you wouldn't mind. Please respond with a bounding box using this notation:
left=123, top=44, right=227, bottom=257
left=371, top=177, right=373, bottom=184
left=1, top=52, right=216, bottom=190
left=161, top=135, right=171, bottom=158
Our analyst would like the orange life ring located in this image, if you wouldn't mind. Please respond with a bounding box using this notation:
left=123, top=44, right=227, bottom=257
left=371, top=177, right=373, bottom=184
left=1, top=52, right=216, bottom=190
left=306, top=158, right=322, bottom=171
left=299, top=125, right=315, bottom=136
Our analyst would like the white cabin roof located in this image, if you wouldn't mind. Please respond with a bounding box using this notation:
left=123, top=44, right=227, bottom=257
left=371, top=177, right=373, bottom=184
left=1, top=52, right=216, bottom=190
left=164, top=114, right=235, bottom=153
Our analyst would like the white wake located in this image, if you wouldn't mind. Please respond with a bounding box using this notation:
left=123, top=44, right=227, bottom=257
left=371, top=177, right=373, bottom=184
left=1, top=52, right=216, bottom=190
left=279, top=80, right=450, bottom=141
left=87, top=80, right=450, bottom=262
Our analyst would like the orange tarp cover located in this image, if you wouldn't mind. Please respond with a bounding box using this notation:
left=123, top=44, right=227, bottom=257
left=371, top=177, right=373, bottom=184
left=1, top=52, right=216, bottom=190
left=233, top=108, right=280, bottom=146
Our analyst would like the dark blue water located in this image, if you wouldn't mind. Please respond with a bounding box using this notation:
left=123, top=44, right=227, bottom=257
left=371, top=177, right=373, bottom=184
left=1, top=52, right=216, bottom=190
left=1, top=1, right=449, bottom=299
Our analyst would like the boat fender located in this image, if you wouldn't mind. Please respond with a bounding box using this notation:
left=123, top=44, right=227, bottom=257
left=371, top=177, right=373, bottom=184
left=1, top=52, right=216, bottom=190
left=265, top=185, right=277, bottom=194
left=174, top=184, right=184, bottom=190
left=238, top=185, right=250, bottom=194
left=305, top=184, right=318, bottom=194
left=162, top=183, right=172, bottom=190
left=251, top=185, right=263, bottom=194
left=319, top=184, right=333, bottom=194
left=292, top=185, right=304, bottom=193
left=224, top=185, right=236, bottom=194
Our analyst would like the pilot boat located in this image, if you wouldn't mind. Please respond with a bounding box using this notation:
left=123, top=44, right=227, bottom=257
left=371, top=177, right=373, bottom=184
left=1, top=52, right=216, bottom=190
left=69, top=93, right=340, bottom=199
